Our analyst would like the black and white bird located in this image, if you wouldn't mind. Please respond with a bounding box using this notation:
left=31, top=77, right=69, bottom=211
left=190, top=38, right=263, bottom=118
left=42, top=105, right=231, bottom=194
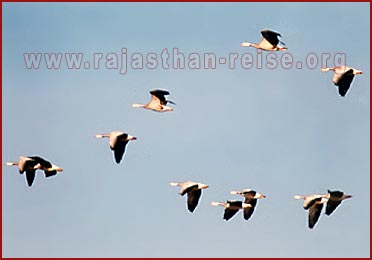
left=241, top=29, right=287, bottom=51
left=294, top=194, right=328, bottom=229
left=324, top=189, right=352, bottom=216
left=170, top=181, right=209, bottom=212
left=6, top=155, right=63, bottom=187
left=211, top=200, right=252, bottom=221
left=132, top=89, right=175, bottom=112
left=230, top=189, right=266, bottom=220
left=321, top=66, right=362, bottom=97
left=95, top=131, right=137, bottom=164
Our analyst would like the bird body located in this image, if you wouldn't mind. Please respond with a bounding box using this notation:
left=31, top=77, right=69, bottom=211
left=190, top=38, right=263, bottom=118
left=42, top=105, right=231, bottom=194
left=211, top=200, right=252, bottom=221
left=321, top=66, right=362, bottom=97
left=294, top=194, right=329, bottom=229
left=170, top=181, right=209, bottom=212
left=241, top=29, right=287, bottom=51
left=230, top=189, right=266, bottom=220
left=95, top=131, right=137, bottom=164
left=133, top=89, right=175, bottom=112
left=6, top=156, right=63, bottom=187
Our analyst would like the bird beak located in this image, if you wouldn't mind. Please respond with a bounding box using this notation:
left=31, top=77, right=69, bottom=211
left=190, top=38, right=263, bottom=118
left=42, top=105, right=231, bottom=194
left=95, top=134, right=104, bottom=138
left=357, top=71, right=363, bottom=75
left=131, top=136, right=137, bottom=141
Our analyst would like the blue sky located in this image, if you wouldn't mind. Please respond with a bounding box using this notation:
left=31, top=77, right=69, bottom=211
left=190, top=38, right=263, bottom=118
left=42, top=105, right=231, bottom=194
left=2, top=2, right=370, bottom=257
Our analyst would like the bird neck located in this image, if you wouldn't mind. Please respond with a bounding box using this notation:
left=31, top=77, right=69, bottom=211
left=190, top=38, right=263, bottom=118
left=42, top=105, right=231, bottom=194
left=132, top=103, right=145, bottom=108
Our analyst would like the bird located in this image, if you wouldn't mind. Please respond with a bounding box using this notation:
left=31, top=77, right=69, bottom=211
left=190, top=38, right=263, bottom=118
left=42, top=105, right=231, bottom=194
left=230, top=189, right=266, bottom=220
left=241, top=29, right=287, bottom=51
left=5, top=155, right=63, bottom=187
left=294, top=194, right=328, bottom=229
left=170, top=181, right=209, bottom=212
left=132, top=89, right=175, bottom=112
left=321, top=66, right=362, bottom=97
left=211, top=200, right=252, bottom=221
left=324, top=189, right=352, bottom=216
left=95, top=131, right=137, bottom=164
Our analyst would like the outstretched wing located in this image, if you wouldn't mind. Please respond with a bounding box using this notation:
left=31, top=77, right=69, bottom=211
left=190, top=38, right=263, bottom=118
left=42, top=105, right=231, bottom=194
left=29, top=156, right=52, bottom=168
left=111, top=133, right=130, bottom=164
left=30, top=156, right=57, bottom=177
left=243, top=199, right=257, bottom=220
left=113, top=142, right=128, bottom=163
left=187, top=189, right=202, bottom=212
left=335, top=69, right=355, bottom=97
left=261, top=30, right=281, bottom=47
left=308, top=203, right=323, bottom=229
left=150, top=89, right=169, bottom=105
left=223, top=208, right=239, bottom=221
left=25, top=170, right=36, bottom=187
left=325, top=200, right=342, bottom=216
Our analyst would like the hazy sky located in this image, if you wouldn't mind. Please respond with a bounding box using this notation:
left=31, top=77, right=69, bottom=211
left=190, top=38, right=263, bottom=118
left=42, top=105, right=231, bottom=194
left=2, top=2, right=370, bottom=257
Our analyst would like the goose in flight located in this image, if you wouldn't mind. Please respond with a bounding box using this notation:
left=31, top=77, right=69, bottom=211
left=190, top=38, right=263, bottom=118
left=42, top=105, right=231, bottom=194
left=95, top=131, right=137, bottom=164
left=132, top=89, right=175, bottom=112
left=211, top=200, right=252, bottom=221
left=230, top=189, right=266, bottom=220
left=241, top=29, right=287, bottom=51
left=6, top=156, right=63, bottom=187
left=170, top=181, right=209, bottom=212
left=294, top=194, right=328, bottom=229
left=321, top=66, right=362, bottom=97
left=324, top=189, right=352, bottom=216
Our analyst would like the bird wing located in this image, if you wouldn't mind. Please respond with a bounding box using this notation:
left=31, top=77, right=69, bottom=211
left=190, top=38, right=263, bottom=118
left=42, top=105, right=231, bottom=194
left=223, top=208, right=240, bottom=221
left=29, top=156, right=57, bottom=177
left=243, top=199, right=257, bottom=220
left=334, top=69, right=355, bottom=97
left=110, top=133, right=130, bottom=163
left=325, top=200, right=342, bottom=216
left=261, top=30, right=280, bottom=47
left=113, top=140, right=128, bottom=164
left=308, top=202, right=324, bottom=229
left=21, top=158, right=39, bottom=173
left=180, top=183, right=197, bottom=196
left=149, top=89, right=169, bottom=105
left=187, top=189, right=202, bottom=212
left=25, top=170, right=36, bottom=187
left=29, top=156, right=52, bottom=168
left=44, top=170, right=57, bottom=178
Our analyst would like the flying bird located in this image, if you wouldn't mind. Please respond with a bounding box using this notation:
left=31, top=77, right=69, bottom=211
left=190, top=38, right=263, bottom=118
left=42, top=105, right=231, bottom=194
left=294, top=194, right=328, bottom=229
left=230, top=189, right=266, bottom=220
left=324, top=189, right=352, bottom=216
left=321, top=66, right=362, bottom=97
left=95, top=131, right=137, bottom=164
left=170, top=181, right=209, bottom=212
left=211, top=200, right=252, bottom=221
left=132, top=89, right=175, bottom=112
left=6, top=155, right=63, bottom=187
left=241, top=29, right=287, bottom=51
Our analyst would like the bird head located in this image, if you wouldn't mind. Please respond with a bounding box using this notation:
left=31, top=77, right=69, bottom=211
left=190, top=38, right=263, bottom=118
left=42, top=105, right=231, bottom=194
left=127, top=135, right=137, bottom=141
